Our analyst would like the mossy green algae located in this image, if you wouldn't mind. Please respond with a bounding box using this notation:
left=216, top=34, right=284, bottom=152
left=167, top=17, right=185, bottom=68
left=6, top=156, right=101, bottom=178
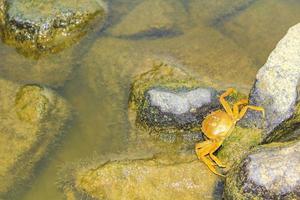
left=0, top=80, right=71, bottom=198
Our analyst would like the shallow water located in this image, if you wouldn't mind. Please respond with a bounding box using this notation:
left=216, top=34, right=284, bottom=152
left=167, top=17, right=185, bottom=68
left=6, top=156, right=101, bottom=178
left=0, top=0, right=300, bottom=199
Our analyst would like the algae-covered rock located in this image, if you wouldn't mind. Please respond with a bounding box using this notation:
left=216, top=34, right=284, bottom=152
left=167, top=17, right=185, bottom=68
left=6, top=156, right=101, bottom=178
left=109, top=0, right=187, bottom=38
left=264, top=102, right=300, bottom=143
left=15, top=85, right=50, bottom=123
left=224, top=141, right=300, bottom=200
left=129, top=63, right=220, bottom=143
left=0, top=41, right=74, bottom=87
left=0, top=0, right=4, bottom=25
left=242, top=23, right=300, bottom=135
left=0, top=80, right=71, bottom=198
left=59, top=154, right=222, bottom=200
left=0, top=0, right=106, bottom=57
left=217, top=126, right=263, bottom=171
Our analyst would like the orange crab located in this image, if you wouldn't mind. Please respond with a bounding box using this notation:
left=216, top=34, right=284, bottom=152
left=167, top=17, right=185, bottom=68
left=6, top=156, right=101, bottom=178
left=195, top=88, right=264, bottom=176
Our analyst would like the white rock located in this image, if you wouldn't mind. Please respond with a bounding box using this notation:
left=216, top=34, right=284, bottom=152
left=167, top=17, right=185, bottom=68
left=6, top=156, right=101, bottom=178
left=148, top=88, right=214, bottom=115
left=246, top=23, right=300, bottom=133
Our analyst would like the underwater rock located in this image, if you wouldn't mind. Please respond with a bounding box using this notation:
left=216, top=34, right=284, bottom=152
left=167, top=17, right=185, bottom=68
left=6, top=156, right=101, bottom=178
left=0, top=0, right=106, bottom=57
left=241, top=23, right=300, bottom=135
left=224, top=141, right=300, bottom=200
left=0, top=80, right=71, bottom=198
left=188, top=0, right=256, bottom=25
left=130, top=63, right=220, bottom=143
left=59, top=154, right=222, bottom=200
left=138, top=25, right=257, bottom=91
left=216, top=0, right=300, bottom=66
left=108, top=0, right=187, bottom=38
left=77, top=37, right=151, bottom=149
left=0, top=41, right=74, bottom=87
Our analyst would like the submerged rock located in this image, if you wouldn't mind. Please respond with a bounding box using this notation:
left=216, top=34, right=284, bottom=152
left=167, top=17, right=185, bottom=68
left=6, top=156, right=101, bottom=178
left=216, top=0, right=300, bottom=66
left=59, top=154, right=221, bottom=200
left=224, top=141, right=300, bottom=200
left=0, top=0, right=106, bottom=57
left=188, top=0, right=256, bottom=25
left=242, top=23, right=300, bottom=135
left=109, top=0, right=187, bottom=38
left=0, top=41, right=75, bottom=87
left=130, top=63, right=220, bottom=143
left=0, top=80, right=71, bottom=198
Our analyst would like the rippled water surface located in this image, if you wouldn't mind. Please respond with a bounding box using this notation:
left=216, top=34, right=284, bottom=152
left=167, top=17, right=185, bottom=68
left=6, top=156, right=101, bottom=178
left=1, top=0, right=300, bottom=199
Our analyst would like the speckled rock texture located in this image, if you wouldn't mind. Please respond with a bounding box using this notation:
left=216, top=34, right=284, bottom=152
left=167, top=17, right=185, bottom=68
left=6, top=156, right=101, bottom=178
left=0, top=80, right=71, bottom=198
left=59, top=154, right=222, bottom=200
left=129, top=63, right=220, bottom=143
left=0, top=0, right=106, bottom=57
left=224, top=141, right=300, bottom=200
left=143, top=87, right=219, bottom=128
left=242, top=23, right=300, bottom=136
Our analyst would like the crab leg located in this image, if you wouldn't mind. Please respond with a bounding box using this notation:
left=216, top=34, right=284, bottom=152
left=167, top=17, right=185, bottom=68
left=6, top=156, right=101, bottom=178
left=219, top=88, right=235, bottom=118
left=195, top=143, right=224, bottom=177
left=237, top=105, right=265, bottom=120
left=208, top=141, right=226, bottom=168
left=232, top=99, right=248, bottom=119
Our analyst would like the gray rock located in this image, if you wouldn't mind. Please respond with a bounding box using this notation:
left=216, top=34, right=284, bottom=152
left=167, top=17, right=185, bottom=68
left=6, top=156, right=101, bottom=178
left=0, top=0, right=106, bottom=57
left=130, top=63, right=221, bottom=145
left=141, top=87, right=219, bottom=127
left=242, top=23, right=300, bottom=135
left=225, top=141, right=300, bottom=200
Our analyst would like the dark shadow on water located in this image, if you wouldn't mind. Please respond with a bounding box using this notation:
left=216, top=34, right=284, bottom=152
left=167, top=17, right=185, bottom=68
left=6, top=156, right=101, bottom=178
left=210, top=0, right=257, bottom=28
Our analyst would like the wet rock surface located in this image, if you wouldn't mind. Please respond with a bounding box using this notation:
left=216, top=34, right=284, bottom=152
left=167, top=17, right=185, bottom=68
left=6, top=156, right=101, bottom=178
left=59, top=153, right=222, bottom=200
left=217, top=127, right=263, bottom=171
left=264, top=102, right=300, bottom=143
left=0, top=0, right=106, bottom=57
left=224, top=141, right=300, bottom=200
left=129, top=63, right=220, bottom=143
left=0, top=80, right=71, bottom=198
left=142, top=87, right=219, bottom=128
left=241, top=23, right=300, bottom=135
left=109, top=0, right=187, bottom=38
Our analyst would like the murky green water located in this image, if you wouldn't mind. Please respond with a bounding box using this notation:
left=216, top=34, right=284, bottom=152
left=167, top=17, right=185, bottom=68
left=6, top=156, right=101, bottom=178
left=0, top=0, right=300, bottom=199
